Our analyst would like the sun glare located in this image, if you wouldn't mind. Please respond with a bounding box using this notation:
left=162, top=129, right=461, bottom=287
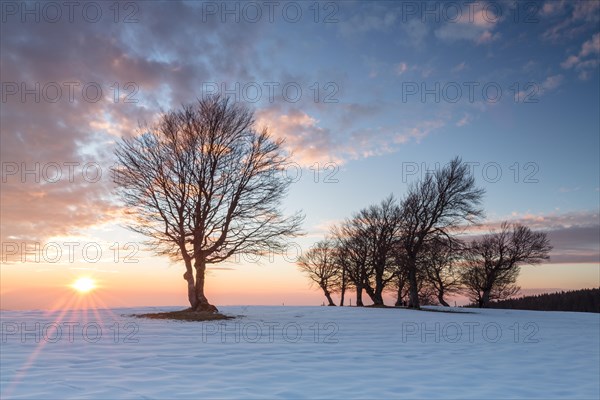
left=71, top=277, right=96, bottom=294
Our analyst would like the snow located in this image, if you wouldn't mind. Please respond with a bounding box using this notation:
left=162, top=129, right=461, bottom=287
left=1, top=306, right=599, bottom=399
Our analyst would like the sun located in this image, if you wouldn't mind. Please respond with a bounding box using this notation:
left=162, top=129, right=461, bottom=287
left=71, top=277, right=96, bottom=294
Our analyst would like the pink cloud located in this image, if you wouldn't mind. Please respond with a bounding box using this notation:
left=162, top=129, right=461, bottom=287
left=255, top=107, right=343, bottom=166
left=395, top=62, right=408, bottom=76
left=543, top=2, right=600, bottom=41
left=457, top=210, right=600, bottom=265
left=580, top=32, right=600, bottom=56
left=561, top=33, right=600, bottom=79
left=1, top=2, right=271, bottom=253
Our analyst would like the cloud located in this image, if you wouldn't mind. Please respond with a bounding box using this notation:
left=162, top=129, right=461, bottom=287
left=456, top=114, right=472, bottom=127
left=561, top=33, right=600, bottom=79
left=394, top=119, right=445, bottom=144
left=540, top=0, right=568, bottom=17
left=522, top=60, right=537, bottom=72
left=2, top=0, right=451, bottom=253
left=435, top=2, right=501, bottom=44
left=363, top=56, right=386, bottom=79
left=458, top=210, right=600, bottom=265
left=339, top=6, right=398, bottom=36
left=545, top=226, right=600, bottom=264
left=571, top=1, right=600, bottom=20
left=0, top=1, right=271, bottom=249
left=542, top=2, right=600, bottom=41
left=513, top=74, right=563, bottom=102
left=472, top=210, right=599, bottom=231
left=256, top=102, right=447, bottom=166
left=561, top=33, right=600, bottom=67
left=452, top=62, right=467, bottom=73
left=255, top=107, right=342, bottom=166
left=395, top=62, right=409, bottom=75
left=541, top=74, right=564, bottom=91
left=580, top=32, right=600, bottom=56
left=476, top=30, right=501, bottom=45
left=305, top=219, right=344, bottom=239
left=561, top=55, right=580, bottom=69
left=400, top=18, right=429, bottom=47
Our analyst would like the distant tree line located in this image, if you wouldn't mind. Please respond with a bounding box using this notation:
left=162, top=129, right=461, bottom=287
left=298, top=158, right=553, bottom=309
left=479, top=288, right=600, bottom=313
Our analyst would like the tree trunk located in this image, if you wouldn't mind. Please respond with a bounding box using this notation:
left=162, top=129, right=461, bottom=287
left=407, top=262, right=420, bottom=309
left=363, top=284, right=378, bottom=304
left=437, top=291, right=450, bottom=307
left=183, top=256, right=197, bottom=309
left=191, top=258, right=218, bottom=313
left=323, top=289, right=336, bottom=306
left=339, top=268, right=346, bottom=306
left=372, top=272, right=384, bottom=306
left=480, top=289, right=491, bottom=308
left=356, top=285, right=364, bottom=307
left=373, top=286, right=384, bottom=306
left=395, top=284, right=404, bottom=307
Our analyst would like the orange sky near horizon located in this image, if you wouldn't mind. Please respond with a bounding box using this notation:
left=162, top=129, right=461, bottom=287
left=2, top=250, right=598, bottom=310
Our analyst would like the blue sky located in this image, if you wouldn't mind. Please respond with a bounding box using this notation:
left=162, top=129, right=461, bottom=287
left=1, top=0, right=598, bottom=308
left=250, top=1, right=600, bottom=228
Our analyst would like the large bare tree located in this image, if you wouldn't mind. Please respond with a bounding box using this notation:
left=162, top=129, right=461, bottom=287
left=389, top=249, right=437, bottom=307
left=332, top=222, right=370, bottom=306
left=113, top=96, right=303, bottom=313
left=420, top=237, right=463, bottom=306
left=354, top=196, right=403, bottom=306
left=400, top=157, right=485, bottom=309
left=329, top=242, right=349, bottom=306
left=389, top=249, right=410, bottom=307
left=297, top=239, right=339, bottom=306
left=460, top=222, right=552, bottom=308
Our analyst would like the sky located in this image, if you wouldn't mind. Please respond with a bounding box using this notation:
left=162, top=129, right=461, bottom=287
left=1, top=0, right=599, bottom=310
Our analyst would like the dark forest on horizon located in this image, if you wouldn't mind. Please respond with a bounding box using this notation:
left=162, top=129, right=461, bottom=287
left=470, top=288, right=600, bottom=313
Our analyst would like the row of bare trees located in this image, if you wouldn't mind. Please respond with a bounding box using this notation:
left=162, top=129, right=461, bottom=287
left=298, top=160, right=552, bottom=309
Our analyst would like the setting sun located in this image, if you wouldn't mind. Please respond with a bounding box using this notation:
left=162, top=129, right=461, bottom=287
left=71, top=277, right=96, bottom=294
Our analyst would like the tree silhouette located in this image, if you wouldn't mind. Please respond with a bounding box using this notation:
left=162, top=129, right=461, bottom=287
left=400, top=157, right=485, bottom=309
left=353, top=196, right=403, bottom=306
left=460, top=222, right=552, bottom=308
left=331, top=222, right=370, bottom=307
left=420, top=237, right=462, bottom=306
left=113, top=96, right=303, bottom=313
left=297, top=239, right=339, bottom=306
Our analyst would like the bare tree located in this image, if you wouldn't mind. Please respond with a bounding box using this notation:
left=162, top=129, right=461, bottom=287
left=339, top=262, right=348, bottom=306
left=297, top=239, right=339, bottom=306
left=331, top=244, right=349, bottom=306
left=390, top=256, right=436, bottom=307
left=113, top=96, right=303, bottom=313
left=460, top=222, right=552, bottom=308
left=400, top=157, right=485, bottom=309
left=352, top=196, right=403, bottom=306
left=390, top=245, right=410, bottom=306
left=420, top=237, right=462, bottom=306
left=332, top=222, right=370, bottom=306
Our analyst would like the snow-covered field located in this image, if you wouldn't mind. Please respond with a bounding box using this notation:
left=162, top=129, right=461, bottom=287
left=1, top=306, right=598, bottom=399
